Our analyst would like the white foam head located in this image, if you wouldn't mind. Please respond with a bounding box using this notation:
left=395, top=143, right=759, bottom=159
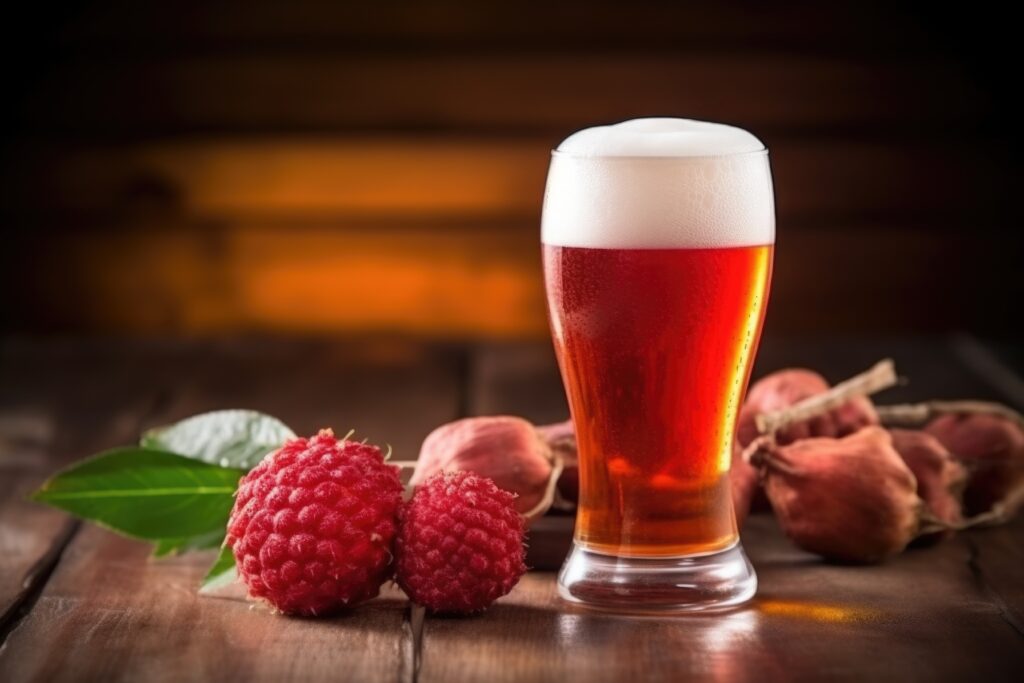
left=541, top=118, right=775, bottom=248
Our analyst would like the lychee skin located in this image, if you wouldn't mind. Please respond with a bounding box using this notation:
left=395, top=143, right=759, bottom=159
left=226, top=430, right=403, bottom=616
left=396, top=471, right=526, bottom=614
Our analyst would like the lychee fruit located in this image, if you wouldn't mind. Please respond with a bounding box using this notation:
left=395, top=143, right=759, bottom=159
left=226, top=429, right=403, bottom=616
left=396, top=471, right=526, bottom=614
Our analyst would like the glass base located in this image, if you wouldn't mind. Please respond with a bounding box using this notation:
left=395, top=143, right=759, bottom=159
left=557, top=541, right=757, bottom=613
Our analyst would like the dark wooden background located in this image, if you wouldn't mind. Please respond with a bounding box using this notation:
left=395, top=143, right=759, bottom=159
left=0, top=1, right=1019, bottom=339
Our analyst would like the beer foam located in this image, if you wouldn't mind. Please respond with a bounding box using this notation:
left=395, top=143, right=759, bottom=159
left=542, top=118, right=775, bottom=248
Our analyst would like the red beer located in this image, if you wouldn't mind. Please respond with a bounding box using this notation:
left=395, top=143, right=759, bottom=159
left=544, top=243, right=773, bottom=557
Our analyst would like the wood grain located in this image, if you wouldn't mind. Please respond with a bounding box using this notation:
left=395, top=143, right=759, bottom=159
left=13, top=56, right=989, bottom=136
left=468, top=344, right=567, bottom=423
left=130, top=338, right=465, bottom=461
left=966, top=524, right=1024, bottom=636
left=5, top=221, right=1018, bottom=337
left=5, top=138, right=1006, bottom=220
left=0, top=526, right=409, bottom=683
left=3, top=2, right=1017, bottom=342
left=417, top=517, right=1024, bottom=683
left=2, top=131, right=1014, bottom=338
left=46, top=2, right=933, bottom=53
left=0, top=339, right=174, bottom=629
left=2, top=339, right=1022, bottom=682
left=0, top=338, right=464, bottom=681
left=434, top=339, right=1024, bottom=682
left=0, top=471, right=74, bottom=630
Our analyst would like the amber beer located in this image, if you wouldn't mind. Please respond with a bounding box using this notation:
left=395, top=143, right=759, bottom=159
left=543, top=118, right=774, bottom=610
left=545, top=244, right=771, bottom=556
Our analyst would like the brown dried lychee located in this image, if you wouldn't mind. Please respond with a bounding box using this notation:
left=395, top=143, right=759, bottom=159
left=731, top=369, right=830, bottom=522
left=889, top=429, right=966, bottom=543
left=749, top=427, right=922, bottom=563
left=925, top=412, right=1024, bottom=519
left=412, top=416, right=556, bottom=517
left=737, top=369, right=833, bottom=446
left=830, top=395, right=880, bottom=437
left=737, top=368, right=880, bottom=447
left=732, top=367, right=883, bottom=522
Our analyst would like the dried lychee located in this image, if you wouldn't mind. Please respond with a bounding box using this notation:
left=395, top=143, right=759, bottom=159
left=732, top=368, right=881, bottom=524
left=737, top=369, right=880, bottom=447
left=536, top=419, right=578, bottom=505
left=925, top=412, right=1024, bottom=519
left=749, top=427, right=922, bottom=563
left=412, top=416, right=556, bottom=517
left=737, top=369, right=833, bottom=446
left=889, top=429, right=966, bottom=543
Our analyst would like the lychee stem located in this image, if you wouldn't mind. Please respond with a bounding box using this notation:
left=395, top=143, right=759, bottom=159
left=521, top=452, right=566, bottom=521
left=917, top=508, right=953, bottom=536
left=390, top=457, right=565, bottom=520
left=755, top=359, right=898, bottom=436
left=741, top=434, right=772, bottom=465
left=956, top=483, right=1024, bottom=529
left=876, top=400, right=1024, bottom=431
left=878, top=400, right=1024, bottom=530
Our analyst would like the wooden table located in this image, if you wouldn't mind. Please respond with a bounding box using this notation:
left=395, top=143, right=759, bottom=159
left=1, top=336, right=1022, bottom=682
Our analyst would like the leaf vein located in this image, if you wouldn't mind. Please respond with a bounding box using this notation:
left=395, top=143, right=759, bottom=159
left=39, top=487, right=237, bottom=500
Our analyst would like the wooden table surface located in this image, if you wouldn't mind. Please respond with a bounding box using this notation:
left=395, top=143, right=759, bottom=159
left=1, top=336, right=1022, bottom=682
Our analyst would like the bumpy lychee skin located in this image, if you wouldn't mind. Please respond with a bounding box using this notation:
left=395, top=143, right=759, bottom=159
left=396, top=471, right=526, bottom=614
left=226, top=429, right=402, bottom=616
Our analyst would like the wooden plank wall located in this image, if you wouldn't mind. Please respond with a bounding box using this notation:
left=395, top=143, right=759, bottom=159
left=0, top=1, right=1018, bottom=338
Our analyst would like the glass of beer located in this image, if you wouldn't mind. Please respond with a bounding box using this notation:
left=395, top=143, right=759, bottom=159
left=542, top=118, right=773, bottom=611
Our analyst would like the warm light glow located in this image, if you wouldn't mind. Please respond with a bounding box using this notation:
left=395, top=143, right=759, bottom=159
left=48, top=140, right=556, bottom=337
left=758, top=598, right=880, bottom=623
left=130, top=139, right=549, bottom=217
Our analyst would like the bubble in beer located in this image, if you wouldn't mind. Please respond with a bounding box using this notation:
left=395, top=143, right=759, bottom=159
left=542, top=118, right=775, bottom=249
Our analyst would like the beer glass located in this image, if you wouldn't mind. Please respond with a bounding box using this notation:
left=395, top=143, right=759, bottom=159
left=542, top=119, right=773, bottom=611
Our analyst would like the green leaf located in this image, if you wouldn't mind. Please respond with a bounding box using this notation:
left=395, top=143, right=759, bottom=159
left=152, top=529, right=225, bottom=558
left=199, top=544, right=238, bottom=594
left=32, top=448, right=244, bottom=541
left=141, top=409, right=296, bottom=470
